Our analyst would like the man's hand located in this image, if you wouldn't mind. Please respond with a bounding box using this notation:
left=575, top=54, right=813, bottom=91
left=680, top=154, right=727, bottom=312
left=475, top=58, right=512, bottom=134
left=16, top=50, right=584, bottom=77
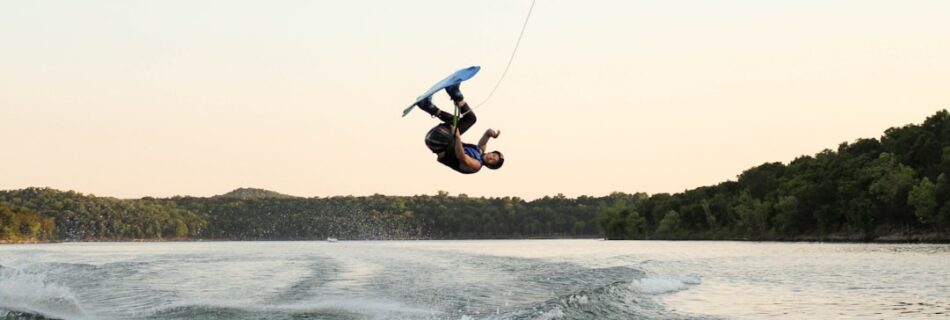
left=488, top=129, right=501, bottom=139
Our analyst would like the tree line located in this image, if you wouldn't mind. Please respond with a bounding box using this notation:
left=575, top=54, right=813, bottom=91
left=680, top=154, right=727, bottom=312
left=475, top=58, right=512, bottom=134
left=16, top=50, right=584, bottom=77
left=0, top=188, right=205, bottom=241
left=0, top=189, right=602, bottom=241
left=2, top=110, right=950, bottom=243
left=597, top=110, right=950, bottom=241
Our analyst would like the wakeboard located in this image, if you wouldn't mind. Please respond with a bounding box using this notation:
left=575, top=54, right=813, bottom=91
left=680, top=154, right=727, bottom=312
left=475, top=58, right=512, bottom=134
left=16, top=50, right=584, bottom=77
left=402, top=66, right=480, bottom=117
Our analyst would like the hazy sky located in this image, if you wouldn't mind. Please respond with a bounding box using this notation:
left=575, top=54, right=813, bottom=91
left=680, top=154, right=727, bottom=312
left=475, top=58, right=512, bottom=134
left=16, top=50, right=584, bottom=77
left=2, top=0, right=949, bottom=200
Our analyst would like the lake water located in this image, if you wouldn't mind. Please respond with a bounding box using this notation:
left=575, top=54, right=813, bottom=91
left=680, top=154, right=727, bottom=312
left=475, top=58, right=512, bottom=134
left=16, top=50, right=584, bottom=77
left=1, top=240, right=948, bottom=319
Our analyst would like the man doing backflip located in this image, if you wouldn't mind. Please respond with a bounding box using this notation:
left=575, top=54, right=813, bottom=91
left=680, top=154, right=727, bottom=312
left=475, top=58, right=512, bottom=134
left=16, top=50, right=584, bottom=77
left=416, top=85, right=504, bottom=174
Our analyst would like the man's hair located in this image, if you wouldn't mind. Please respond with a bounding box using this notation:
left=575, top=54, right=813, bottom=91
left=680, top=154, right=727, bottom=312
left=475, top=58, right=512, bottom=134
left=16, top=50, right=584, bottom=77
left=485, top=151, right=505, bottom=169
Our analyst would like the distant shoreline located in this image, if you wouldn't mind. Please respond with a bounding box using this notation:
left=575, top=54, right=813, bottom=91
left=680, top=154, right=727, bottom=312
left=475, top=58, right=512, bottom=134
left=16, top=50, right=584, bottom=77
left=4, top=234, right=948, bottom=245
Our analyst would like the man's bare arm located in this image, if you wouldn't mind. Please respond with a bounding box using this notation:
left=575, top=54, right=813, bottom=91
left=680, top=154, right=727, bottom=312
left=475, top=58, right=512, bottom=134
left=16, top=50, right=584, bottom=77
left=454, top=128, right=482, bottom=173
left=478, top=129, right=500, bottom=152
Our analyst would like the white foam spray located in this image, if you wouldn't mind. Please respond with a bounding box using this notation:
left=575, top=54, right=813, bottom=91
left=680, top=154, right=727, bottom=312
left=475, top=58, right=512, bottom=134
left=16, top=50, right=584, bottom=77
left=630, top=273, right=702, bottom=295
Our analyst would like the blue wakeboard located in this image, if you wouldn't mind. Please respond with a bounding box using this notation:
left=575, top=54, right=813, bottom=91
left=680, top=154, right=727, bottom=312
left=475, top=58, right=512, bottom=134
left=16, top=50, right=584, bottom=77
left=402, top=66, right=480, bottom=117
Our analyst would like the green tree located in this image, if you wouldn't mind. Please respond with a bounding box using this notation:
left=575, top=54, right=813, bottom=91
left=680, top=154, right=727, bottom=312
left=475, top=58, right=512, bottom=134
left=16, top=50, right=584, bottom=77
left=772, top=195, right=800, bottom=236
left=733, top=191, right=771, bottom=238
left=624, top=210, right=647, bottom=239
left=597, top=199, right=628, bottom=239
left=909, top=178, right=938, bottom=225
left=656, top=210, right=681, bottom=238
left=866, top=153, right=917, bottom=229
left=701, top=199, right=719, bottom=231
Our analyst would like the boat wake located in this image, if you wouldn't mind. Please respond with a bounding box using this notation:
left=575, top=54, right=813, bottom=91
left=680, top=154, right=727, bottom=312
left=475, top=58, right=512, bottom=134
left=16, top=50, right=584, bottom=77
left=0, top=245, right=710, bottom=320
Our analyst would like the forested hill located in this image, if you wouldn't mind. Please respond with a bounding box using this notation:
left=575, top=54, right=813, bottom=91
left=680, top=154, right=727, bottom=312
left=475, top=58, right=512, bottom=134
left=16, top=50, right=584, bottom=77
left=216, top=188, right=297, bottom=200
left=0, top=189, right=600, bottom=242
left=3, top=110, right=950, bottom=243
left=597, top=110, right=950, bottom=241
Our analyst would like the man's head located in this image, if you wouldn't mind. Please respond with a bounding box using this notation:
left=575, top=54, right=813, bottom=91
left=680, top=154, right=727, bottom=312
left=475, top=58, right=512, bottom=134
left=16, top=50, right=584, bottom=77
left=483, top=151, right=505, bottom=169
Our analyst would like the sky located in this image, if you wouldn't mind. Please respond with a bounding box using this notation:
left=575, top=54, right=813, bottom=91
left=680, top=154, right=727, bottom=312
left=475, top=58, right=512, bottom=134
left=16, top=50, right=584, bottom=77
left=2, top=0, right=949, bottom=200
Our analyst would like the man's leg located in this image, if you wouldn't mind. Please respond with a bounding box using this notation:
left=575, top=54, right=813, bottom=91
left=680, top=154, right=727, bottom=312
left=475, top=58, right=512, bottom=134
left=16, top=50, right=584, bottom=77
left=446, top=85, right=477, bottom=134
left=453, top=100, right=477, bottom=134
left=425, top=123, right=453, bottom=154
left=417, top=97, right=455, bottom=123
